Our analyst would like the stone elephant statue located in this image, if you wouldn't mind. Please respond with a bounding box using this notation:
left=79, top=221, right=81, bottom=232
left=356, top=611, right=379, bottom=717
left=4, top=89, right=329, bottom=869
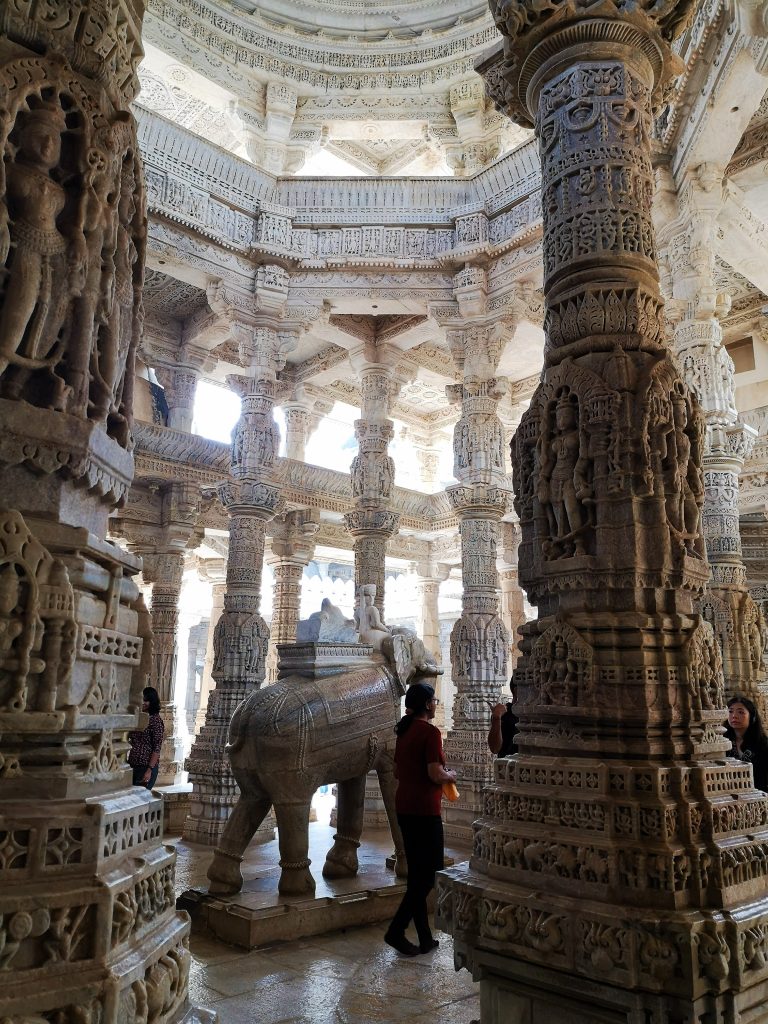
left=207, top=632, right=440, bottom=896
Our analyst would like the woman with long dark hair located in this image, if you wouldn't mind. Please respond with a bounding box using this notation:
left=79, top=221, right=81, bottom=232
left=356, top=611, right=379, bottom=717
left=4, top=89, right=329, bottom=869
left=128, top=686, right=164, bottom=789
left=724, top=695, right=768, bottom=791
left=384, top=681, right=457, bottom=957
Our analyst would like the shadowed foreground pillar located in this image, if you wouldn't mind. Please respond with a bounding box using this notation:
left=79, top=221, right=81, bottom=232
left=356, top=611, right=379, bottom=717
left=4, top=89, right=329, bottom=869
left=438, top=3, right=768, bottom=1022
left=0, top=2, right=213, bottom=1018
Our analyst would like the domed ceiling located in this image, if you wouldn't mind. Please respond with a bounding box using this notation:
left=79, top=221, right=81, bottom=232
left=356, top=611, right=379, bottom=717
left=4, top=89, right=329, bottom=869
left=139, top=0, right=526, bottom=177
left=225, top=0, right=488, bottom=38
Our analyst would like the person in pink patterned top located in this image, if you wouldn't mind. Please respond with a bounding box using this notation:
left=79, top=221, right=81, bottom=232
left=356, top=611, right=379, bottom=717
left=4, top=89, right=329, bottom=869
left=128, top=686, right=164, bottom=789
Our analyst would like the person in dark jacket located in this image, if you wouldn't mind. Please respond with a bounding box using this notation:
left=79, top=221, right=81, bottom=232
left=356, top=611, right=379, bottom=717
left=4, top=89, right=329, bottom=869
left=724, top=694, right=768, bottom=792
left=488, top=683, right=518, bottom=757
left=384, top=682, right=457, bottom=957
left=128, top=686, right=164, bottom=789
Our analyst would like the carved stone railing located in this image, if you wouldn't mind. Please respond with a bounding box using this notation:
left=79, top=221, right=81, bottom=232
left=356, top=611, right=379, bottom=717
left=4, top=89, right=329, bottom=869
left=132, top=421, right=464, bottom=531
left=138, top=106, right=542, bottom=274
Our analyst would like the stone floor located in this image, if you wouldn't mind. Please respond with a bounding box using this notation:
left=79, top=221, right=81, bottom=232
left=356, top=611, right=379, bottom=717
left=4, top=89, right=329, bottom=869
left=173, top=828, right=480, bottom=1024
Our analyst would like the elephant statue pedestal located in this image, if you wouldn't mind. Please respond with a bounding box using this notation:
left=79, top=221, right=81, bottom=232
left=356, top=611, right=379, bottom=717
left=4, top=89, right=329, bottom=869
left=206, top=628, right=440, bottom=899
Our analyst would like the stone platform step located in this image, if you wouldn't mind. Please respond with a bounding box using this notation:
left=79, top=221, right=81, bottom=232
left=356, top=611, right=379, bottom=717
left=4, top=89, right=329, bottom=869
left=175, top=822, right=469, bottom=951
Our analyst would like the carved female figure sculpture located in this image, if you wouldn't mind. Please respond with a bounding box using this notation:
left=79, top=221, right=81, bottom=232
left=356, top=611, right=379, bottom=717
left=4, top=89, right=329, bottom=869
left=93, top=155, right=139, bottom=431
left=0, top=100, right=83, bottom=404
left=538, top=392, right=591, bottom=557
left=69, top=139, right=120, bottom=415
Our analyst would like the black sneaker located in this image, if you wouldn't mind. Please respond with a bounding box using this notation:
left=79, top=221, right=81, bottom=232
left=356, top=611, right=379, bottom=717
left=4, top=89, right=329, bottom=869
left=384, top=931, right=419, bottom=956
left=418, top=938, right=439, bottom=953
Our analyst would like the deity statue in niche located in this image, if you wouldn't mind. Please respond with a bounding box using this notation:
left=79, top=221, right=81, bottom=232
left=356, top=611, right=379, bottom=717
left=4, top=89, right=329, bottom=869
left=743, top=598, right=764, bottom=676
left=532, top=619, right=593, bottom=708
left=662, top=390, right=704, bottom=556
left=537, top=391, right=592, bottom=558
left=69, top=136, right=120, bottom=416
left=0, top=96, right=84, bottom=408
left=95, top=152, right=143, bottom=443
left=543, top=636, right=579, bottom=706
left=0, top=561, right=45, bottom=712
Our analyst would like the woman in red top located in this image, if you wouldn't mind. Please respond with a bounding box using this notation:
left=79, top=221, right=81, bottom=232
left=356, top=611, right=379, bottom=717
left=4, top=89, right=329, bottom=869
left=384, top=682, right=457, bottom=957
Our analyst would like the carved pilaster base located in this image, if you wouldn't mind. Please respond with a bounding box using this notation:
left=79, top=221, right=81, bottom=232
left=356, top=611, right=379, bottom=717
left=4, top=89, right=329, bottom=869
left=157, top=700, right=187, bottom=786
left=362, top=769, right=390, bottom=829
left=439, top=864, right=768, bottom=1018
left=443, top=726, right=498, bottom=842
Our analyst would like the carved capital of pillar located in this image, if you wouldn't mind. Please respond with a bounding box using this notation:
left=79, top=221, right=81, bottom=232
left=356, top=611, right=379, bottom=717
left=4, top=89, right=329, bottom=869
left=487, top=0, right=694, bottom=129
left=674, top=317, right=738, bottom=425
left=206, top=276, right=297, bottom=377
left=267, top=509, right=320, bottom=568
left=349, top=360, right=404, bottom=423
left=344, top=508, right=400, bottom=541
left=282, top=390, right=330, bottom=462
left=196, top=556, right=227, bottom=587
left=446, top=483, right=511, bottom=521
left=217, top=479, right=285, bottom=523
left=446, top=321, right=509, bottom=380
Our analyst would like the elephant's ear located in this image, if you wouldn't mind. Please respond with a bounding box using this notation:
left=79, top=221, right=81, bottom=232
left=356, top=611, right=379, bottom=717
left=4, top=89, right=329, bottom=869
left=382, top=634, right=411, bottom=694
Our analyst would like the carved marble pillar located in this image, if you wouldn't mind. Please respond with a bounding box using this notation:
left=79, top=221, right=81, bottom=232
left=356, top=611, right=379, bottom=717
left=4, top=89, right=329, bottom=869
left=0, top=4, right=212, bottom=1020
left=155, top=365, right=201, bottom=433
left=412, top=432, right=444, bottom=491
left=441, top=317, right=512, bottom=842
left=498, top=521, right=526, bottom=671
left=265, top=509, right=320, bottom=682
left=344, top=350, right=402, bottom=612
left=184, top=278, right=297, bottom=846
left=282, top=390, right=330, bottom=462
left=195, top=560, right=226, bottom=736
left=657, top=170, right=766, bottom=708
left=115, top=481, right=202, bottom=786
left=141, top=548, right=187, bottom=785
left=414, top=561, right=450, bottom=731
left=439, top=7, right=768, bottom=1021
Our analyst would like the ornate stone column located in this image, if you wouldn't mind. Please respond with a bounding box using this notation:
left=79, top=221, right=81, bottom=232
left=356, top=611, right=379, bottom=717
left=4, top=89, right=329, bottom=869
left=282, top=388, right=330, bottom=462
left=341, top=347, right=402, bottom=827
left=656, top=169, right=765, bottom=708
left=344, top=346, right=402, bottom=611
left=412, top=431, right=445, bottom=491
left=442, top=313, right=512, bottom=841
left=498, top=521, right=526, bottom=671
left=141, top=341, right=216, bottom=434
left=115, top=481, right=202, bottom=786
left=196, top=559, right=226, bottom=736
left=265, top=509, right=320, bottom=682
left=184, top=273, right=297, bottom=845
left=439, top=6, right=768, bottom=1021
left=414, top=561, right=451, bottom=731
left=141, top=548, right=187, bottom=783
left=0, top=4, right=212, bottom=1019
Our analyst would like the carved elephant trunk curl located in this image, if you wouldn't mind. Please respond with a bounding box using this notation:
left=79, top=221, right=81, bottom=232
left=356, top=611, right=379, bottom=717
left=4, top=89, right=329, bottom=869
left=207, top=633, right=440, bottom=897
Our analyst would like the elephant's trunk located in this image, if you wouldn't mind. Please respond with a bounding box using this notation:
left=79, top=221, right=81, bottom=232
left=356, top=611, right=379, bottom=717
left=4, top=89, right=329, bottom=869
left=225, top=698, right=248, bottom=755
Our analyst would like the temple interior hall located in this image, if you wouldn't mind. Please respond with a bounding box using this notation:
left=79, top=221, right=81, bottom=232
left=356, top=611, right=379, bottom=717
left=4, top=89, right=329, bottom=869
left=2, top=0, right=768, bottom=1022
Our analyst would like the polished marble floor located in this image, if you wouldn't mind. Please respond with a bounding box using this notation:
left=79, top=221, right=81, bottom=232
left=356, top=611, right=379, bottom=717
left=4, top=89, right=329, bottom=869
left=188, top=922, right=480, bottom=1024
left=174, top=828, right=480, bottom=1024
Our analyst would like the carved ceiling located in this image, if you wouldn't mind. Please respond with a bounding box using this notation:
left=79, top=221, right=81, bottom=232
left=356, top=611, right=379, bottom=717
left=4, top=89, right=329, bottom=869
left=143, top=269, right=210, bottom=321
left=228, top=0, right=488, bottom=38
left=716, top=258, right=768, bottom=337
